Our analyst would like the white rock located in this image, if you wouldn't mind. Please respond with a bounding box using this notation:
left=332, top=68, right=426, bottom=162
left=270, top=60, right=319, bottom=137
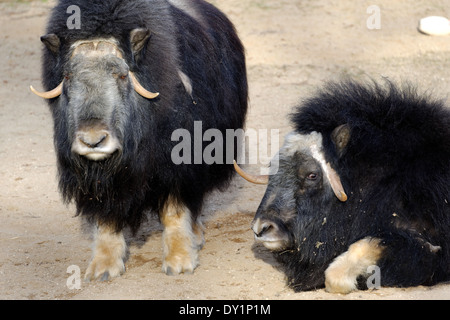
left=418, top=16, right=450, bottom=36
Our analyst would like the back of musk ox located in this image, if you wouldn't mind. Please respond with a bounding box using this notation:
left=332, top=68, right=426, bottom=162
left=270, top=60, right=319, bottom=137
left=235, top=80, right=450, bottom=293
left=31, top=0, right=247, bottom=280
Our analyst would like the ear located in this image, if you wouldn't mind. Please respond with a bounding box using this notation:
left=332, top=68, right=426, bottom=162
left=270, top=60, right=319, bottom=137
left=130, top=28, right=151, bottom=54
left=40, top=34, right=60, bottom=55
left=331, top=124, right=350, bottom=157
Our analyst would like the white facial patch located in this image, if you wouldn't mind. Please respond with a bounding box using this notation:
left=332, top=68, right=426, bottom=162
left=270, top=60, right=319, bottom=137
left=282, top=131, right=324, bottom=157
left=280, top=131, right=348, bottom=202
left=283, top=131, right=331, bottom=185
left=310, top=143, right=333, bottom=187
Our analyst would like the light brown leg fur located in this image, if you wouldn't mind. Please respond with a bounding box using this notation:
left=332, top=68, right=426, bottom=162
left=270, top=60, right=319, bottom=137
left=84, top=223, right=126, bottom=281
left=325, top=237, right=384, bottom=294
left=160, top=195, right=203, bottom=275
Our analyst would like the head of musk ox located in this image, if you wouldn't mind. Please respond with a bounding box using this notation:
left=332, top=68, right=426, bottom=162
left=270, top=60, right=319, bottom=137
left=31, top=0, right=248, bottom=281
left=235, top=80, right=450, bottom=293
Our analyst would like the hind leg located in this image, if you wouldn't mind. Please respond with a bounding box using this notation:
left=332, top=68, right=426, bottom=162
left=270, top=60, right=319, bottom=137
left=160, top=195, right=204, bottom=275
left=325, top=237, right=384, bottom=293
left=372, top=232, right=442, bottom=288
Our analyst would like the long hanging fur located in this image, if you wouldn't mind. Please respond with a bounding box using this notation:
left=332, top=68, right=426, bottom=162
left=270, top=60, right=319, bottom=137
left=42, top=0, right=248, bottom=231
left=275, top=80, right=450, bottom=291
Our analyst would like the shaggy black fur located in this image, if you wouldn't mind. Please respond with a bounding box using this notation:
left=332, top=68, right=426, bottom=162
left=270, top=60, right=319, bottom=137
left=41, top=0, right=247, bottom=231
left=273, top=80, right=450, bottom=291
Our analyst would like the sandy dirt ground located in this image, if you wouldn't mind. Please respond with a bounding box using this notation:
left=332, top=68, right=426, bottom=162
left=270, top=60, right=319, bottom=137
left=0, top=0, right=449, bottom=300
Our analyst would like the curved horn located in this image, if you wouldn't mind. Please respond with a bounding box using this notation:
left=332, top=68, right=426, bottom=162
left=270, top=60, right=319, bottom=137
left=325, top=163, right=348, bottom=202
left=129, top=72, right=159, bottom=99
left=233, top=160, right=269, bottom=185
left=30, top=81, right=63, bottom=99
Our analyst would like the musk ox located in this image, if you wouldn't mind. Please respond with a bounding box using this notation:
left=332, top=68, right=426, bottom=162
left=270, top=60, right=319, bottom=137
left=30, top=0, right=247, bottom=280
left=235, top=80, right=450, bottom=293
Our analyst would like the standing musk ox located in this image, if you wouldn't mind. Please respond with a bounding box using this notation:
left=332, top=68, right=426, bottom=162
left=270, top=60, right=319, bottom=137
left=235, top=80, right=450, bottom=293
left=30, top=0, right=247, bottom=280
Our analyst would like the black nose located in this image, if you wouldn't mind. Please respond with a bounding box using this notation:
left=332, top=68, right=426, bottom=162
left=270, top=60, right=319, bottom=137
left=251, top=217, right=291, bottom=251
left=258, top=223, right=273, bottom=237
left=79, top=132, right=108, bottom=148
left=252, top=219, right=276, bottom=238
left=72, top=125, right=120, bottom=161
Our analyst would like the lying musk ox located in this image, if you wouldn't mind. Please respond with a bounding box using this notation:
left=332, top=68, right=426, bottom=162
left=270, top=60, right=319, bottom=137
left=235, top=80, right=450, bottom=293
left=30, top=0, right=247, bottom=280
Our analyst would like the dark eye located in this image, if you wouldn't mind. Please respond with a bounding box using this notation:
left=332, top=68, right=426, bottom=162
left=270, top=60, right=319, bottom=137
left=307, top=173, right=318, bottom=180
left=113, top=73, right=128, bottom=80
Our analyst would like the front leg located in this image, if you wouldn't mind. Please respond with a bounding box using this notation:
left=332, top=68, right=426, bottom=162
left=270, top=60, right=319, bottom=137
left=84, top=223, right=126, bottom=281
left=324, top=237, right=383, bottom=293
left=160, top=195, right=203, bottom=275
